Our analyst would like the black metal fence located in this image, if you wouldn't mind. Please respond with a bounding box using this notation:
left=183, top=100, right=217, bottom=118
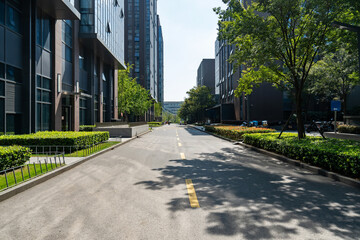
left=0, top=153, right=65, bottom=191
left=25, top=142, right=106, bottom=157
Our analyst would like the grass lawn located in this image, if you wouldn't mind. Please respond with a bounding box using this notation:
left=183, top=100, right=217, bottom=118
left=0, top=163, right=62, bottom=191
left=32, top=141, right=120, bottom=158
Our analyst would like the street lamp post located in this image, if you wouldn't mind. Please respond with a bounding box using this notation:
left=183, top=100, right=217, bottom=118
left=332, top=21, right=360, bottom=72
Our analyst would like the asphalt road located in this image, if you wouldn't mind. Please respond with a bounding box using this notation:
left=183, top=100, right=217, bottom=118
left=1, top=125, right=360, bottom=240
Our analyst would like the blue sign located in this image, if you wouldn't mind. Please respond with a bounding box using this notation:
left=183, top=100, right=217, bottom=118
left=331, top=100, right=341, bottom=111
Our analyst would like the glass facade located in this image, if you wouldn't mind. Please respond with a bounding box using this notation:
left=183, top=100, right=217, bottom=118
left=80, top=0, right=124, bottom=65
left=36, top=10, right=52, bottom=132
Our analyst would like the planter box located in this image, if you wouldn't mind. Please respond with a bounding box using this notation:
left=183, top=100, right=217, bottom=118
left=94, top=124, right=149, bottom=138
left=324, top=132, right=360, bottom=141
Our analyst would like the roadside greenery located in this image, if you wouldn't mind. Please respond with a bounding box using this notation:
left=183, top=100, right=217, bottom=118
left=0, top=163, right=61, bottom=191
left=162, top=111, right=180, bottom=123
left=216, top=0, right=359, bottom=139
left=65, top=141, right=120, bottom=157
left=178, top=86, right=215, bottom=123
left=205, top=126, right=275, bottom=140
left=118, top=65, right=152, bottom=121
left=308, top=48, right=360, bottom=115
left=148, top=122, right=162, bottom=127
left=243, top=133, right=360, bottom=179
left=79, top=125, right=96, bottom=132
left=338, top=125, right=360, bottom=134
left=0, top=146, right=32, bottom=171
left=0, top=132, right=109, bottom=148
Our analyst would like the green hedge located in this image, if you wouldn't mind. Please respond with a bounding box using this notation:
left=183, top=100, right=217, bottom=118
left=0, top=131, right=109, bottom=148
left=148, top=122, right=162, bottom=127
left=243, top=133, right=360, bottom=179
left=0, top=146, right=32, bottom=171
left=338, top=125, right=360, bottom=134
left=79, top=125, right=96, bottom=132
left=205, top=126, right=276, bottom=140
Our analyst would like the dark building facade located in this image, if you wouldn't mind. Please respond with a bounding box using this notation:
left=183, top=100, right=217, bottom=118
left=212, top=39, right=284, bottom=124
left=0, top=0, right=125, bottom=134
left=197, top=59, right=215, bottom=95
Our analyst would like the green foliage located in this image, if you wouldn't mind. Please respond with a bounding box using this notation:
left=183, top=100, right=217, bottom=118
left=338, top=125, right=360, bottom=134
left=243, top=133, right=360, bottom=178
left=216, top=0, right=356, bottom=138
left=0, top=132, right=109, bottom=148
left=79, top=125, right=96, bottom=132
left=0, top=146, right=32, bottom=171
left=154, top=102, right=162, bottom=118
left=118, top=65, right=152, bottom=118
left=148, top=122, right=162, bottom=127
left=205, top=126, right=275, bottom=140
left=178, top=86, right=215, bottom=123
left=308, top=48, right=360, bottom=114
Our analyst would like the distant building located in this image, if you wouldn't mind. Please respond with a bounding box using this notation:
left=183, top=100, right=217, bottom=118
left=163, top=101, right=183, bottom=115
left=209, top=39, right=284, bottom=124
left=197, top=59, right=215, bottom=95
left=125, top=0, right=162, bottom=102
left=157, top=15, right=164, bottom=104
left=0, top=0, right=125, bottom=134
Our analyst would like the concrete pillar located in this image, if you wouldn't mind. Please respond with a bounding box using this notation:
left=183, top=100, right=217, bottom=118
left=113, top=69, right=118, bottom=120
left=54, top=20, right=63, bottom=131
left=73, top=20, right=80, bottom=131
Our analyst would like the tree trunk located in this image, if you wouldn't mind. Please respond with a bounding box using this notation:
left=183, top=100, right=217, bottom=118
left=295, top=93, right=306, bottom=139
left=343, top=94, right=347, bottom=116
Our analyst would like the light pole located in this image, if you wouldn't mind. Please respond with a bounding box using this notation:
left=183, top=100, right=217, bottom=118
left=332, top=21, right=360, bottom=72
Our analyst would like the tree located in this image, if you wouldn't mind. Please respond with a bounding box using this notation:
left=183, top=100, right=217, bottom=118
left=178, top=86, right=215, bottom=123
left=216, top=0, right=350, bottom=139
left=154, top=102, right=162, bottom=120
left=118, top=66, right=152, bottom=121
left=309, top=48, right=360, bottom=115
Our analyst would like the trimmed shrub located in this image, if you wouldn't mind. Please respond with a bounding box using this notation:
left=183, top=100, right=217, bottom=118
left=0, top=146, right=32, bottom=171
left=338, top=125, right=360, bottom=134
left=79, top=125, right=96, bottom=132
left=243, top=133, right=360, bottom=179
left=148, top=122, right=162, bottom=127
left=205, top=126, right=276, bottom=140
left=0, top=131, right=109, bottom=148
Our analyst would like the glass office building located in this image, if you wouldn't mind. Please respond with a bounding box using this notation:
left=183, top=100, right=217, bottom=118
left=0, top=0, right=125, bottom=134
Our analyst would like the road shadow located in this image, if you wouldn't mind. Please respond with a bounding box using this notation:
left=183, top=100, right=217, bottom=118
left=183, top=127, right=209, bottom=136
left=135, top=146, right=360, bottom=239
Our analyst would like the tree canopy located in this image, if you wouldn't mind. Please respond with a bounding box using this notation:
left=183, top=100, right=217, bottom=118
left=178, top=86, right=215, bottom=123
left=216, top=0, right=359, bottom=138
left=118, top=66, right=152, bottom=120
left=309, top=47, right=360, bottom=114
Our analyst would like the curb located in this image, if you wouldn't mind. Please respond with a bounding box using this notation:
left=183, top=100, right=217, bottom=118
left=190, top=126, right=360, bottom=189
left=0, top=130, right=151, bottom=202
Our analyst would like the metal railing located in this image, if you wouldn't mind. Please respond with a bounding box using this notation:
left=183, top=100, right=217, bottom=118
left=0, top=153, right=65, bottom=191
left=25, top=142, right=106, bottom=157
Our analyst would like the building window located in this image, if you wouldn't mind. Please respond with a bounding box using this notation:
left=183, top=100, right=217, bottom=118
left=0, top=63, right=4, bottom=79
left=6, top=4, right=21, bottom=33
left=36, top=75, right=52, bottom=131
left=0, top=98, right=4, bottom=135
left=80, top=98, right=87, bottom=125
left=6, top=65, right=22, bottom=83
left=62, top=20, right=73, bottom=63
left=0, top=80, right=4, bottom=96
left=0, top=0, right=4, bottom=24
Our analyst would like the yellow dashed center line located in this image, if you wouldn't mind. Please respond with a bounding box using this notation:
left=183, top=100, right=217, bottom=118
left=185, top=179, right=200, bottom=208
left=180, top=153, right=185, bottom=160
left=178, top=143, right=182, bottom=147
left=177, top=138, right=180, bottom=141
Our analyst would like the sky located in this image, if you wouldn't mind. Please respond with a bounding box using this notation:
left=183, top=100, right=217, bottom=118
left=157, top=0, right=227, bottom=102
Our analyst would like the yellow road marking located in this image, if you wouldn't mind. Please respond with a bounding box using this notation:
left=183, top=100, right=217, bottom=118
left=178, top=143, right=182, bottom=147
left=180, top=153, right=185, bottom=159
left=177, top=138, right=180, bottom=141
left=185, top=179, right=200, bottom=208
